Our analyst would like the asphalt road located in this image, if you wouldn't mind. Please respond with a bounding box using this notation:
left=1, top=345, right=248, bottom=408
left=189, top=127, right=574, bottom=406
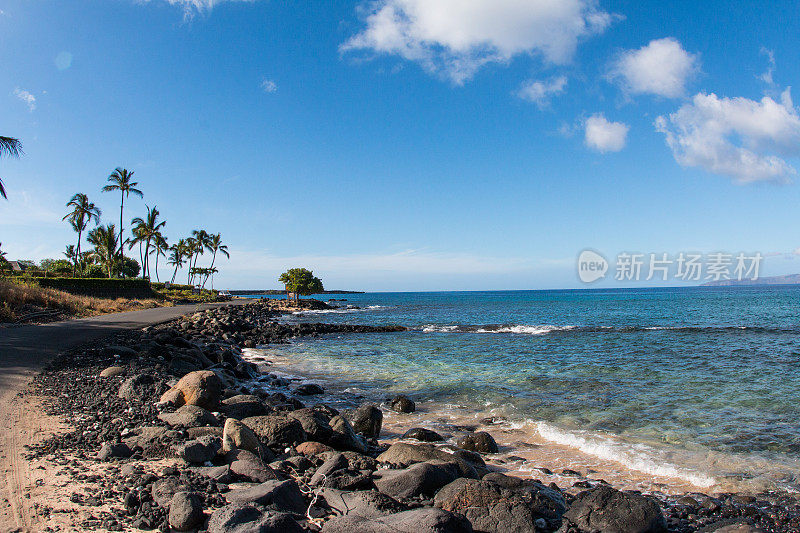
left=0, top=300, right=250, bottom=398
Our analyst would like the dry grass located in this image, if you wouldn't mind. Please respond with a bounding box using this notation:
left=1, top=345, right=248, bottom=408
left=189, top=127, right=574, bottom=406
left=0, top=279, right=171, bottom=323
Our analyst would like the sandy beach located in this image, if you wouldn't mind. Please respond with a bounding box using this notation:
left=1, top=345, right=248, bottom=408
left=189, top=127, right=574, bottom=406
left=0, top=299, right=795, bottom=532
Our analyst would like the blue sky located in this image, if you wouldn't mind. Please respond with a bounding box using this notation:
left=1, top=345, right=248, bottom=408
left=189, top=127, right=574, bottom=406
left=2, top=0, right=800, bottom=290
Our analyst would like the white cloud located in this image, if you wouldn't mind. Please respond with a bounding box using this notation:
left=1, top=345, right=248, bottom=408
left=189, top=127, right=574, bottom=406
left=342, top=0, right=617, bottom=84
left=14, top=88, right=36, bottom=111
left=584, top=113, right=629, bottom=152
left=145, top=0, right=259, bottom=18
left=759, top=47, right=775, bottom=85
left=517, top=75, right=567, bottom=107
left=655, top=89, right=800, bottom=184
left=610, top=37, right=699, bottom=98
left=260, top=79, right=277, bottom=93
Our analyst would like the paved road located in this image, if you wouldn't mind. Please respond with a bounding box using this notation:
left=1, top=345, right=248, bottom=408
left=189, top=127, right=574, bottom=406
left=0, top=300, right=250, bottom=397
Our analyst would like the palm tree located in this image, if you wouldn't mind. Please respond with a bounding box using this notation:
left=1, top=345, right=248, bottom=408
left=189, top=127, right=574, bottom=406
left=130, top=205, right=165, bottom=279
left=62, top=193, right=101, bottom=275
left=102, top=168, right=142, bottom=259
left=87, top=224, right=120, bottom=278
left=149, top=234, right=168, bottom=282
left=202, top=233, right=229, bottom=288
left=167, top=239, right=188, bottom=283
left=0, top=136, right=22, bottom=200
left=188, top=229, right=211, bottom=285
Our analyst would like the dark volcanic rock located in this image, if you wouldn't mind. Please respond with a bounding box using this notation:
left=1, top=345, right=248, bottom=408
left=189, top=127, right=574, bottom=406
left=224, top=480, right=306, bottom=514
left=350, top=403, right=383, bottom=439
left=434, top=477, right=566, bottom=533
left=295, top=383, right=324, bottom=395
left=168, top=492, right=204, bottom=532
left=242, top=415, right=307, bottom=448
left=402, top=428, right=444, bottom=442
left=457, top=431, right=499, bottom=454
left=377, top=442, right=485, bottom=478
left=321, top=507, right=473, bottom=533
left=373, top=461, right=459, bottom=499
left=207, top=504, right=304, bottom=533
left=317, top=488, right=407, bottom=519
left=390, top=395, right=416, bottom=413
left=98, top=442, right=133, bottom=460
left=563, top=485, right=667, bottom=533
left=159, top=405, right=220, bottom=428
left=176, top=435, right=222, bottom=464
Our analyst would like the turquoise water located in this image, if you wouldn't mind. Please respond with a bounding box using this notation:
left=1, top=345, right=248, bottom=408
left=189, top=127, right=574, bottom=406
left=247, top=287, right=800, bottom=491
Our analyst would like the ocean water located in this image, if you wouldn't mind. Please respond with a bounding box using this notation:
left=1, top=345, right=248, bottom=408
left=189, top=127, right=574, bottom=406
left=244, top=287, right=800, bottom=494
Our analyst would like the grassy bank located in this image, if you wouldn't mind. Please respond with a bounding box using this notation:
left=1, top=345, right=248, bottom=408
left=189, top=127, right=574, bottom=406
left=0, top=278, right=168, bottom=324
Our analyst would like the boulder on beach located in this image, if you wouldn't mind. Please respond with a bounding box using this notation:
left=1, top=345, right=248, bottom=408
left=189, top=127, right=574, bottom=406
left=286, top=408, right=334, bottom=443
left=158, top=405, right=220, bottom=428
left=350, top=403, right=383, bottom=439
left=457, top=431, right=499, bottom=454
left=223, top=418, right=262, bottom=455
left=321, top=507, right=473, bottom=533
left=373, top=461, right=459, bottom=499
left=176, top=435, right=222, bottom=464
left=160, top=370, right=223, bottom=410
left=295, top=383, right=325, bottom=395
left=434, top=477, right=566, bottom=533
left=296, top=441, right=334, bottom=456
left=377, top=442, right=484, bottom=478
left=227, top=449, right=279, bottom=482
left=98, top=442, right=133, bottom=460
left=207, top=504, right=304, bottom=533
left=328, top=415, right=367, bottom=453
left=224, top=479, right=306, bottom=514
left=562, top=485, right=667, bottom=533
left=168, top=491, right=204, bottom=532
left=390, top=395, right=416, bottom=413
left=242, top=415, right=306, bottom=448
left=402, top=428, right=444, bottom=442
left=222, top=395, right=270, bottom=419
left=316, top=488, right=407, bottom=519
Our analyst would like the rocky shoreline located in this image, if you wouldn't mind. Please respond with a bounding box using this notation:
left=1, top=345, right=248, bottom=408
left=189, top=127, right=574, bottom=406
left=19, top=300, right=800, bottom=532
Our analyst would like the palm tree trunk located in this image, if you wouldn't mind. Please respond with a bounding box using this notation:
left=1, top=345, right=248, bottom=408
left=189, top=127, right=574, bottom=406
left=119, top=194, right=124, bottom=259
left=171, top=264, right=179, bottom=283
left=76, top=230, right=82, bottom=277
left=154, top=252, right=160, bottom=282
left=203, top=251, right=218, bottom=289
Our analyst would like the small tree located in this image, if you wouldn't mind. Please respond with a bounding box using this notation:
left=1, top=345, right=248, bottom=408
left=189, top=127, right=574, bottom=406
left=278, top=268, right=324, bottom=304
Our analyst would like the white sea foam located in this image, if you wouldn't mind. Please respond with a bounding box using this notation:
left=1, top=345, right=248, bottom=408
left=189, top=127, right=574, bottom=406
left=534, top=421, right=717, bottom=488
left=421, top=324, right=460, bottom=332
left=474, top=325, right=576, bottom=335
left=420, top=324, right=576, bottom=335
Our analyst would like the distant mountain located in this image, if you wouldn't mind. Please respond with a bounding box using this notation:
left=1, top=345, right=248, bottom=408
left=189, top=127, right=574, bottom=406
left=703, top=274, right=800, bottom=286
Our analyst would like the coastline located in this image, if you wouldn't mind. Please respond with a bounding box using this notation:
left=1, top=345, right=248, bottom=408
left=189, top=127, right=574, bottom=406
left=4, top=299, right=796, bottom=532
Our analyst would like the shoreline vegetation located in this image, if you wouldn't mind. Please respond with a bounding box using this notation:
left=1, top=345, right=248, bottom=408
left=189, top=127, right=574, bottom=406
left=9, top=299, right=796, bottom=533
